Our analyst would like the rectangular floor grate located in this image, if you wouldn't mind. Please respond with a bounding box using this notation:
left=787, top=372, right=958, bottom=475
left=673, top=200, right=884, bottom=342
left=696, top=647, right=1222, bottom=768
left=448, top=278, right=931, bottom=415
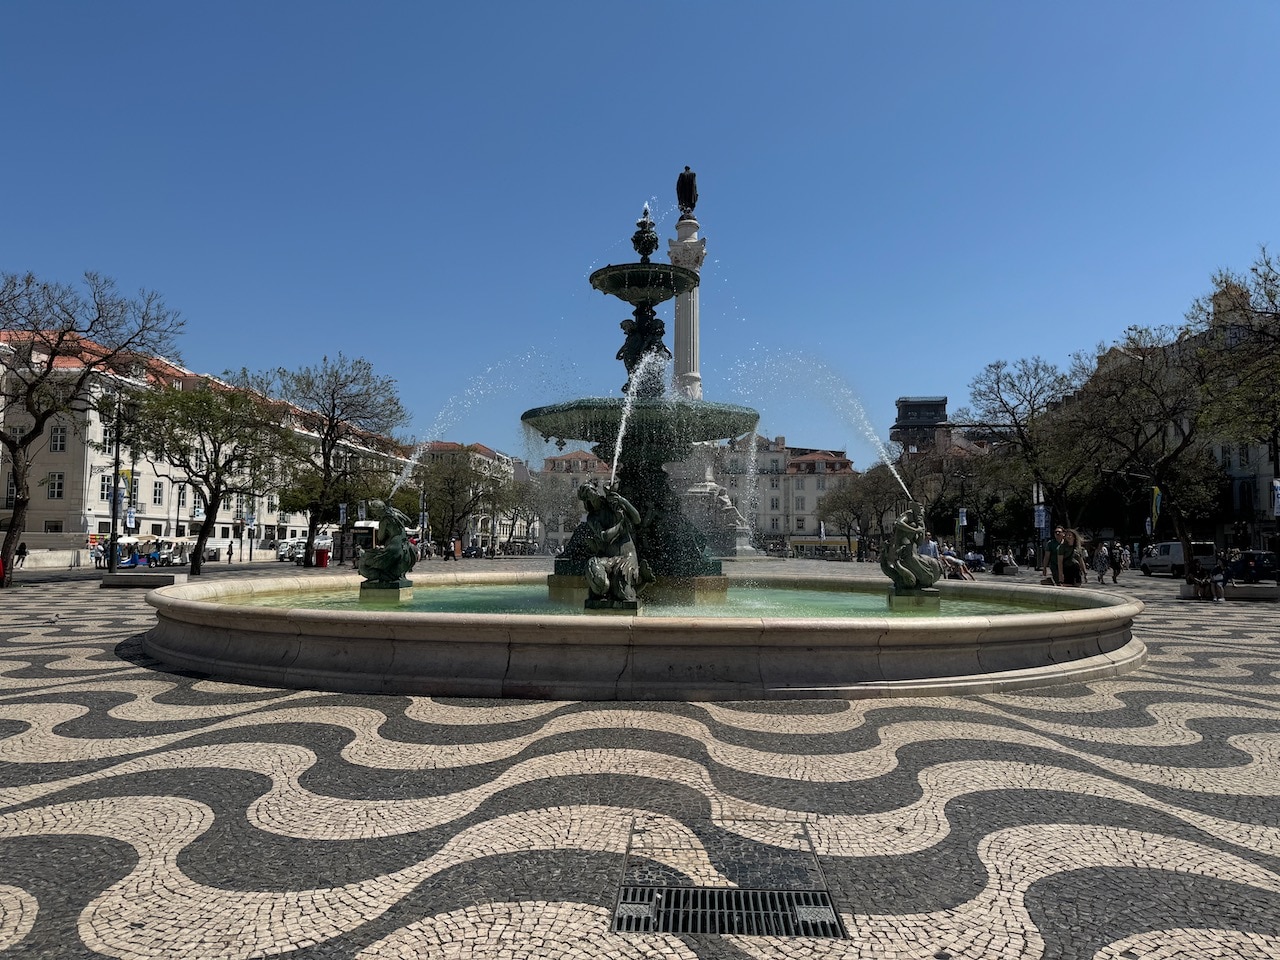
left=613, top=886, right=846, bottom=938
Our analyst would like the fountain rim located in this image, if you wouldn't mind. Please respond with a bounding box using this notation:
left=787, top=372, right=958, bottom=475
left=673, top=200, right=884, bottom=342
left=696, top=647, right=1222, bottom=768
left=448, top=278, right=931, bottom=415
left=143, top=570, right=1146, bottom=701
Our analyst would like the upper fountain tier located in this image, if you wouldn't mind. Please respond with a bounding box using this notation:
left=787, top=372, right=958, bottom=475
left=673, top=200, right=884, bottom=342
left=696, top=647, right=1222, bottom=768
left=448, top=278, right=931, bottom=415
left=588, top=261, right=700, bottom=307
left=588, top=205, right=700, bottom=308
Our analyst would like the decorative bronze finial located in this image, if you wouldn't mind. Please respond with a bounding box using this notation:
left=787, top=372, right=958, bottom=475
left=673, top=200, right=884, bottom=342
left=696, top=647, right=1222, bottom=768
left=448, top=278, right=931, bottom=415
left=676, top=165, right=698, bottom=219
left=631, top=206, right=659, bottom=263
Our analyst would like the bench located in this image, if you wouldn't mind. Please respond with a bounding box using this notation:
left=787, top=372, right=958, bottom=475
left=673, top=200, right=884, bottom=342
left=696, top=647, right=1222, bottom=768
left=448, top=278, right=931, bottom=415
left=1178, top=581, right=1279, bottom=601
left=101, top=572, right=189, bottom=589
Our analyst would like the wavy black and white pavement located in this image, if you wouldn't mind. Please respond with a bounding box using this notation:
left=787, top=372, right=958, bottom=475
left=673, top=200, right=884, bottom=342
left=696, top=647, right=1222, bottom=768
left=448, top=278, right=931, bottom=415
left=0, top=563, right=1277, bottom=959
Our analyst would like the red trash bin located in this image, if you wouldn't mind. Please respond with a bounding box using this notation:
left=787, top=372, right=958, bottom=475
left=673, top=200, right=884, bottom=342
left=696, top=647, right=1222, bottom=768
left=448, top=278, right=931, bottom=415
left=315, top=548, right=330, bottom=568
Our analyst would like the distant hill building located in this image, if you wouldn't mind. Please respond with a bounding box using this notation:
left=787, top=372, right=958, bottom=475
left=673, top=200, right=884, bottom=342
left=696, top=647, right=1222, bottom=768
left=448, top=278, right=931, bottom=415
left=890, top=396, right=951, bottom=455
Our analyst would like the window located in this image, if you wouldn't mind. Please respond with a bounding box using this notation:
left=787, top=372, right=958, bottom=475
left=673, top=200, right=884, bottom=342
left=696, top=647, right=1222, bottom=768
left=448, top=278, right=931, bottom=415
left=130, top=477, right=139, bottom=504
left=150, top=523, right=163, bottom=536
left=103, top=425, right=118, bottom=457
left=795, top=477, right=805, bottom=490
left=770, top=497, right=780, bottom=510
left=179, top=487, right=188, bottom=508
left=796, top=517, right=806, bottom=531
left=47, top=472, right=64, bottom=500
left=769, top=476, right=780, bottom=489
left=816, top=477, right=826, bottom=491
left=43, top=520, right=63, bottom=533
left=4, top=473, right=13, bottom=509
left=729, top=476, right=737, bottom=488
left=770, top=517, right=779, bottom=531
left=153, top=481, right=165, bottom=506
left=1221, top=445, right=1232, bottom=469
left=795, top=496, right=806, bottom=511
left=100, top=475, right=112, bottom=501
left=1240, top=446, right=1251, bottom=468
left=770, top=458, right=780, bottom=472
left=50, top=425, right=67, bottom=453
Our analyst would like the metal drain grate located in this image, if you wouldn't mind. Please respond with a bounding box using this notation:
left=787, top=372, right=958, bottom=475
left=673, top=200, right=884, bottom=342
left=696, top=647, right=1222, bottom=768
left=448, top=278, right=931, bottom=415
left=613, top=886, right=845, bottom=938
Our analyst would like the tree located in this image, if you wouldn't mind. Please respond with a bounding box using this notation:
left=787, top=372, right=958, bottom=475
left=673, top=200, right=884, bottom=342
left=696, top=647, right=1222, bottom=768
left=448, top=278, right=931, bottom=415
left=275, top=355, right=409, bottom=565
left=0, top=272, right=182, bottom=585
left=417, top=446, right=490, bottom=547
left=815, top=479, right=862, bottom=555
left=1068, top=325, right=1225, bottom=573
left=958, top=356, right=1101, bottom=531
left=1185, top=246, right=1280, bottom=471
left=130, top=374, right=295, bottom=576
left=525, top=471, right=584, bottom=551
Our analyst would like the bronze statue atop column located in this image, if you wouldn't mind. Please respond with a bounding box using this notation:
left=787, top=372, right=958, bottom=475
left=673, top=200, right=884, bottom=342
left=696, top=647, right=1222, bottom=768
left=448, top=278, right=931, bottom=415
left=676, top=165, right=698, bottom=220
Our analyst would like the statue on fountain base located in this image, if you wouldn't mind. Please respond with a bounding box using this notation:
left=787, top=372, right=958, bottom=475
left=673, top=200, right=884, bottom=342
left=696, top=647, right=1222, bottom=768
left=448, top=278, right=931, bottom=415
left=881, top=501, right=943, bottom=592
left=356, top=500, right=417, bottom=586
left=575, top=481, right=650, bottom=610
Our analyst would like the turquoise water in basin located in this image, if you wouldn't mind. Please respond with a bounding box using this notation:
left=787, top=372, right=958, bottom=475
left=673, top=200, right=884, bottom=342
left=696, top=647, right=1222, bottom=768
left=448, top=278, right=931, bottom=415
left=219, top=583, right=1048, bottom=619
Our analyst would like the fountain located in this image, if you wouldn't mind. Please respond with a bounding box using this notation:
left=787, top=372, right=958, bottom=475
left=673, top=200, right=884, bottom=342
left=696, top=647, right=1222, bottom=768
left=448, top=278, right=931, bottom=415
left=521, top=205, right=759, bottom=606
left=142, top=171, right=1146, bottom=701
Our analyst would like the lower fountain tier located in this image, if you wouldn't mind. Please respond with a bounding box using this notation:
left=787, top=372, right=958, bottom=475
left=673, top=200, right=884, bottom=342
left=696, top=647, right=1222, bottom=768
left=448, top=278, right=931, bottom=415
left=144, top=571, right=1148, bottom=701
left=521, top=397, right=759, bottom=458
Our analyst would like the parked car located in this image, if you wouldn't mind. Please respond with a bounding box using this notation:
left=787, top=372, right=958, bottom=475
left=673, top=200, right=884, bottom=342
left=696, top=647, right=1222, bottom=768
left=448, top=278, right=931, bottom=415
left=1140, top=541, right=1217, bottom=577
left=1228, top=550, right=1278, bottom=583
left=461, top=545, right=484, bottom=558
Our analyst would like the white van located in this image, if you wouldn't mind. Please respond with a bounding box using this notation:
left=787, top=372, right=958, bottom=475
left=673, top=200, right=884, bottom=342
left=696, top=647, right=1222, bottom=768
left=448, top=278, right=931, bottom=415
left=1141, top=541, right=1216, bottom=577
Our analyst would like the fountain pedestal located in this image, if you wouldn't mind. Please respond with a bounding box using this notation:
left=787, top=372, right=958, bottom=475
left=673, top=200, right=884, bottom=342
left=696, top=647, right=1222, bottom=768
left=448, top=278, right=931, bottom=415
left=359, top=579, right=414, bottom=602
left=887, top=588, right=941, bottom=611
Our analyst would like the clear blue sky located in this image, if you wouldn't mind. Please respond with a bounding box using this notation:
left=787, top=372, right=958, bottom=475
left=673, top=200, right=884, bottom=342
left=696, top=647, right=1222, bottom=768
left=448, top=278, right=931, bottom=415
left=4, top=2, right=1278, bottom=470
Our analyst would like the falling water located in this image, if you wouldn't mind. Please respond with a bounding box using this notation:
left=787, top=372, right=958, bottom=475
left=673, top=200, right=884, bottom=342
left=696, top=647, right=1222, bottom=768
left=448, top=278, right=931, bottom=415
left=610, top=351, right=670, bottom=485
left=724, top=349, right=912, bottom=499
left=389, top=349, right=564, bottom=495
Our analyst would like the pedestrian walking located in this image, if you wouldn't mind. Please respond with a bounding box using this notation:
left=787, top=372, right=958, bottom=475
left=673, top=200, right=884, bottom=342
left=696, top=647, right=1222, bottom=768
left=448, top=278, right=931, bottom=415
left=15, top=542, right=28, bottom=569
left=1109, top=541, right=1123, bottom=583
left=1092, top=542, right=1109, bottom=584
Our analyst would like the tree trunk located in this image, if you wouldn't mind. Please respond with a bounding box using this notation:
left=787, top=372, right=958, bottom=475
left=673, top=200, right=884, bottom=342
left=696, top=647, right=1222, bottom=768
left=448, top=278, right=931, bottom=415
left=189, top=507, right=221, bottom=577
left=1, top=451, right=32, bottom=587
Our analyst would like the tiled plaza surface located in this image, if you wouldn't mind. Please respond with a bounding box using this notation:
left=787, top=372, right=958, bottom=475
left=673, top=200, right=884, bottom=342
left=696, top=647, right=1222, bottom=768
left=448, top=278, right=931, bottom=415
left=0, top=559, right=1277, bottom=959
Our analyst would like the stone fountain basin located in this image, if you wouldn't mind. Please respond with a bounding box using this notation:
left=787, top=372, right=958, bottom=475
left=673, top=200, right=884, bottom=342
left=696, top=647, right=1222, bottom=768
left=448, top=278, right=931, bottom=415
left=588, top=262, right=700, bottom=305
left=144, top=571, right=1145, bottom=701
left=521, top=396, right=759, bottom=449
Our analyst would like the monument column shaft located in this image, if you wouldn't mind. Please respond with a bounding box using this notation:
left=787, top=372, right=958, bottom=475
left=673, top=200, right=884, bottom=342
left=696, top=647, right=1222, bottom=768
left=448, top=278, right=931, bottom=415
left=669, top=217, right=707, bottom=401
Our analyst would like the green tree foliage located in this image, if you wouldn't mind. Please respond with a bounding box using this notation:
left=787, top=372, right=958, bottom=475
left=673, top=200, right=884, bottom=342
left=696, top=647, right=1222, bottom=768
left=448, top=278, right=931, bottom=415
left=275, top=355, right=408, bottom=564
left=1068, top=325, right=1225, bottom=566
left=1185, top=246, right=1280, bottom=463
left=814, top=478, right=862, bottom=554
left=959, top=356, right=1099, bottom=529
left=0, top=272, right=182, bottom=584
left=416, top=446, right=491, bottom=546
left=130, top=374, right=295, bottom=575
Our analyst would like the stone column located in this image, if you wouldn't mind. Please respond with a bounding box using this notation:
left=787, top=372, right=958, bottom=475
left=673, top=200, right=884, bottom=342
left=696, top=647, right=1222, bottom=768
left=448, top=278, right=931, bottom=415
left=668, top=216, right=707, bottom=400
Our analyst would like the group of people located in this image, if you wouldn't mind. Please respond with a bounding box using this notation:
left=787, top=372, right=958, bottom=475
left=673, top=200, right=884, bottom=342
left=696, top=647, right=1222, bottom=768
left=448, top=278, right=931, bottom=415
left=1188, top=554, right=1236, bottom=601
left=1042, top=527, right=1130, bottom=586
left=912, top=527, right=977, bottom=581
